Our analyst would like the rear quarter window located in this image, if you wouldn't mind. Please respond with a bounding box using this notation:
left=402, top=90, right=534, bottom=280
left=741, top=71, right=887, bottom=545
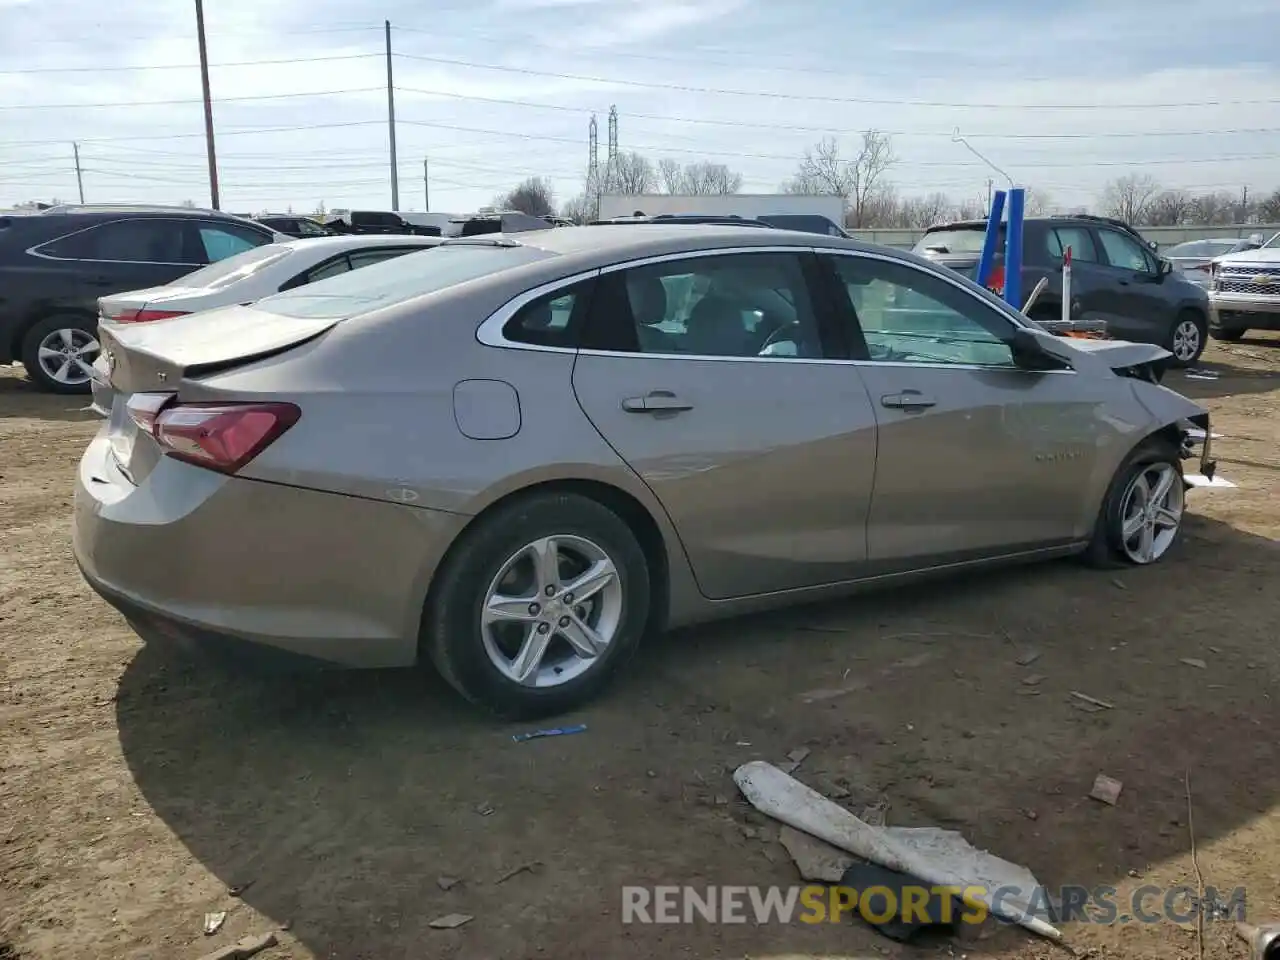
left=256, top=243, right=552, bottom=319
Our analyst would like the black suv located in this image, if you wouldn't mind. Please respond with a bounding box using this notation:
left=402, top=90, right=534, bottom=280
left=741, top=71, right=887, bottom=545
left=0, top=205, right=278, bottom=393
left=914, top=214, right=1212, bottom=365
left=254, top=214, right=334, bottom=238
left=322, top=211, right=440, bottom=237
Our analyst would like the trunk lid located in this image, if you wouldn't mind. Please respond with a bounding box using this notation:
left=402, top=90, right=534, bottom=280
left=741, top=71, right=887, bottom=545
left=101, top=304, right=338, bottom=483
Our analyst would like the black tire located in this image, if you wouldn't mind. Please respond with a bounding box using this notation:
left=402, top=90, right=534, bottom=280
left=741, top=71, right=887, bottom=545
left=20, top=314, right=98, bottom=394
left=1165, top=309, right=1207, bottom=368
left=423, top=491, right=651, bottom=719
left=1209, top=326, right=1246, bottom=342
left=1082, top=438, right=1185, bottom=569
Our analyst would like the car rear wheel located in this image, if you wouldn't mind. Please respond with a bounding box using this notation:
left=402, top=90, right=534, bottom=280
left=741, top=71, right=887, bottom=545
left=424, top=491, right=651, bottom=718
left=1166, top=310, right=1206, bottom=367
left=21, top=315, right=100, bottom=394
left=1083, top=439, right=1185, bottom=568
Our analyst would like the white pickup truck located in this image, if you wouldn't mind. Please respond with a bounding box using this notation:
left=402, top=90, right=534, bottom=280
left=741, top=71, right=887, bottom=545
left=1208, top=230, right=1280, bottom=341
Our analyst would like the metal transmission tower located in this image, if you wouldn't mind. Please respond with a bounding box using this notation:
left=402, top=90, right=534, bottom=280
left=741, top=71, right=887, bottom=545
left=588, top=114, right=599, bottom=218
left=606, top=105, right=618, bottom=184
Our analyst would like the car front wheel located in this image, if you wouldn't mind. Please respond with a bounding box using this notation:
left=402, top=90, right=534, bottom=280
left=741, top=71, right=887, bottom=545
left=424, top=491, right=651, bottom=718
left=1166, top=310, right=1207, bottom=367
left=21, top=315, right=100, bottom=394
left=1083, top=439, right=1185, bottom=568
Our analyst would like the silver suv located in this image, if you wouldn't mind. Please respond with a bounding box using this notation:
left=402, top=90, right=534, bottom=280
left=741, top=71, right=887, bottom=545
left=1208, top=231, right=1280, bottom=341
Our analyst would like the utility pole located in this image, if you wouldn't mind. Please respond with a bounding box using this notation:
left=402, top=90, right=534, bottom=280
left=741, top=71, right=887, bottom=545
left=1241, top=185, right=1249, bottom=223
left=587, top=114, right=599, bottom=219
left=385, top=20, right=399, bottom=211
left=72, top=142, right=84, bottom=203
left=423, top=157, right=429, bottom=211
left=194, top=0, right=220, bottom=209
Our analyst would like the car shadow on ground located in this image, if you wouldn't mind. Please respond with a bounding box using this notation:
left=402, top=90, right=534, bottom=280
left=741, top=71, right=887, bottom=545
left=115, top=513, right=1280, bottom=959
left=0, top=369, right=97, bottom=422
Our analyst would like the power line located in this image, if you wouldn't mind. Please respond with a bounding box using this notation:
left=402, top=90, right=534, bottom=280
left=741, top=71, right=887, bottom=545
left=0, top=87, right=384, bottom=111
left=0, top=53, right=383, bottom=75
left=392, top=52, right=1280, bottom=110
left=1, top=119, right=387, bottom=146
left=394, top=84, right=1280, bottom=141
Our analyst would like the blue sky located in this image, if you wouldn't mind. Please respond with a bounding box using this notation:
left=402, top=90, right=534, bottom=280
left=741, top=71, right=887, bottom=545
left=2, top=0, right=1279, bottom=215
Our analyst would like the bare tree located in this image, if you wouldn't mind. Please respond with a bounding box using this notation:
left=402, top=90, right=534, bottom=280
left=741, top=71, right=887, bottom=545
left=180, top=199, right=196, bottom=208
left=1257, top=188, right=1280, bottom=224
left=1189, top=190, right=1239, bottom=226
left=498, top=176, right=556, bottom=217
left=657, top=158, right=682, bottom=194
left=899, top=191, right=955, bottom=229
left=560, top=193, right=596, bottom=225
left=954, top=196, right=985, bottom=220
left=1023, top=187, right=1054, bottom=217
left=1099, top=174, right=1160, bottom=224
left=606, top=151, right=656, bottom=195
left=785, top=130, right=896, bottom=228
left=313, top=201, right=327, bottom=216
left=1145, top=189, right=1194, bottom=226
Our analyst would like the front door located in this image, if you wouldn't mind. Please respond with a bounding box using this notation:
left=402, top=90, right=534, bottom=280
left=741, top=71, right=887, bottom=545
left=1094, top=226, right=1168, bottom=343
left=571, top=249, right=879, bottom=600
left=823, top=251, right=1113, bottom=569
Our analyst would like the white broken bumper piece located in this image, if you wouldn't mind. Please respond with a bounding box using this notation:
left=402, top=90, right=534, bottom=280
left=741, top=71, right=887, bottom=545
left=733, top=760, right=1062, bottom=941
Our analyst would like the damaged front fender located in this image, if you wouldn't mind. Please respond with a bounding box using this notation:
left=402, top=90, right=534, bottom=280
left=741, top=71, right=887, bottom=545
left=1130, top=381, right=1217, bottom=481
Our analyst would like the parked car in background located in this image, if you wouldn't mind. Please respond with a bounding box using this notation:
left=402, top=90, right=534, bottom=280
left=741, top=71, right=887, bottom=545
left=451, top=211, right=555, bottom=236
left=0, top=205, right=281, bottom=393
left=1207, top=231, right=1280, bottom=341
left=1164, top=237, right=1263, bottom=288
left=254, top=214, right=335, bottom=238
left=76, top=225, right=1214, bottom=718
left=914, top=214, right=1212, bottom=365
left=90, top=234, right=445, bottom=414
left=323, top=210, right=441, bottom=236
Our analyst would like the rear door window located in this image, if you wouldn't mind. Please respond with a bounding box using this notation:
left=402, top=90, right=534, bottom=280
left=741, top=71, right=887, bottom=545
left=1046, top=226, right=1099, bottom=262
left=35, top=218, right=192, bottom=263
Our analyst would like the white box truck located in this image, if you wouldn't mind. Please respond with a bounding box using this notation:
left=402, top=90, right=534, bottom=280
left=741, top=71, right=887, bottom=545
left=598, top=193, right=847, bottom=235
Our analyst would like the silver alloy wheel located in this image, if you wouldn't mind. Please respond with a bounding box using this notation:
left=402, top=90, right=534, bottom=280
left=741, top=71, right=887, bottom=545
left=36, top=327, right=100, bottom=387
left=1171, top=318, right=1201, bottom=363
left=481, top=534, right=623, bottom=687
left=1118, top=462, right=1184, bottom=564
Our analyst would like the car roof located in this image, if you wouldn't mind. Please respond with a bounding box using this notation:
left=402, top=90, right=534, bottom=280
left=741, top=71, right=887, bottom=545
left=459, top=222, right=868, bottom=263
left=277, top=234, right=443, bottom=253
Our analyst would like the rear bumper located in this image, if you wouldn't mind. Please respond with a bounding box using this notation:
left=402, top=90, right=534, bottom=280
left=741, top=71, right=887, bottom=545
left=73, top=432, right=468, bottom=668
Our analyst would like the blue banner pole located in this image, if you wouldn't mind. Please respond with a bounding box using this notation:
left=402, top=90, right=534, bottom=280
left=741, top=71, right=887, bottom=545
left=975, top=190, right=1006, bottom=289
left=1004, top=187, right=1025, bottom=308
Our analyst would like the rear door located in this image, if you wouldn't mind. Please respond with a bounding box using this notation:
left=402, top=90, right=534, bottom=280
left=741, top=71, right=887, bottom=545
left=29, top=217, right=200, bottom=305
left=1041, top=224, right=1112, bottom=325
left=570, top=248, right=879, bottom=600
left=823, top=250, right=1110, bottom=567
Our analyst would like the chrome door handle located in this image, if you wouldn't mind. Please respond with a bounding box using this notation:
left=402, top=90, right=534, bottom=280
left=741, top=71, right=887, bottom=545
left=881, top=392, right=936, bottom=410
left=622, top=391, right=694, bottom=413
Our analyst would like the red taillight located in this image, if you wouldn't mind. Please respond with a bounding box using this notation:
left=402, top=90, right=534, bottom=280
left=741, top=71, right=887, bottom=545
left=117, top=309, right=190, bottom=324
left=152, top=402, right=300, bottom=474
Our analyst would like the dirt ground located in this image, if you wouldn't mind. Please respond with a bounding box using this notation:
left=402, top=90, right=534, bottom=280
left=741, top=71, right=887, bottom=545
left=2, top=337, right=1278, bottom=960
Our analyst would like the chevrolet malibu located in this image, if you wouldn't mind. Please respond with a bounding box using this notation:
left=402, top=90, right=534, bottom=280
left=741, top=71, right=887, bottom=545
left=74, top=225, right=1217, bottom=718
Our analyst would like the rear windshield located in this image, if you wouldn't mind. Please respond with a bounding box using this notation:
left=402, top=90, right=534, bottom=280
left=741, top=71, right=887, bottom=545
left=914, top=228, right=993, bottom=256
left=175, top=243, right=294, bottom=288
left=256, top=242, right=551, bottom=319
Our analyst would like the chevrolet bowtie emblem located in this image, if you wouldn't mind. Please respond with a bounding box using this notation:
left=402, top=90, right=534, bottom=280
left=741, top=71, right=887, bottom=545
left=1253, top=274, right=1274, bottom=285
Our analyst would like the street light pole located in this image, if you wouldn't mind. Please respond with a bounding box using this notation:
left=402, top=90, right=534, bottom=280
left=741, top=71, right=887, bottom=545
left=194, top=0, right=220, bottom=209
left=385, top=20, right=399, bottom=211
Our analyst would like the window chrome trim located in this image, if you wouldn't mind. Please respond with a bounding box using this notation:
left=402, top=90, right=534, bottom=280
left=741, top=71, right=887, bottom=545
left=476, top=243, right=1073, bottom=373
left=24, top=216, right=268, bottom=266
left=476, top=267, right=602, bottom=351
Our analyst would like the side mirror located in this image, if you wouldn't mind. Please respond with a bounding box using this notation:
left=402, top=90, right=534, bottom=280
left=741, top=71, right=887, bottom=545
left=1009, top=326, right=1068, bottom=371
left=1158, top=258, right=1174, bottom=277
